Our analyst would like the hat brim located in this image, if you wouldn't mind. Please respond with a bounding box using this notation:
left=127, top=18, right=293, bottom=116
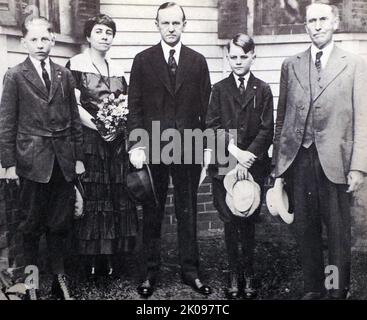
left=246, top=180, right=261, bottom=217
left=224, top=171, right=260, bottom=218
left=266, top=187, right=294, bottom=224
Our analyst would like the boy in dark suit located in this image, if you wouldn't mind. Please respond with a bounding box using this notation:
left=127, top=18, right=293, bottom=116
left=205, top=34, right=274, bottom=299
left=0, top=17, right=85, bottom=300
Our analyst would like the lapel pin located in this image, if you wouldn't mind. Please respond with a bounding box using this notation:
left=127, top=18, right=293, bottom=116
left=253, top=86, right=257, bottom=109
left=57, top=71, right=65, bottom=98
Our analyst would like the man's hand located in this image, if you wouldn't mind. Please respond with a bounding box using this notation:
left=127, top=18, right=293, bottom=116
left=129, top=149, right=146, bottom=169
left=228, top=139, right=257, bottom=169
left=75, top=161, right=85, bottom=175
left=203, top=149, right=212, bottom=169
left=5, top=166, right=19, bottom=186
left=347, top=170, right=365, bottom=193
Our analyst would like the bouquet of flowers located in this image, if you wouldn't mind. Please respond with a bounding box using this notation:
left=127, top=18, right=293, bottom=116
left=93, top=90, right=129, bottom=138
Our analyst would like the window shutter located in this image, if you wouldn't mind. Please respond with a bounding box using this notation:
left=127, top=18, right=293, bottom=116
left=343, top=0, right=367, bottom=32
left=71, top=0, right=100, bottom=41
left=218, top=0, right=247, bottom=39
left=0, top=0, right=19, bottom=26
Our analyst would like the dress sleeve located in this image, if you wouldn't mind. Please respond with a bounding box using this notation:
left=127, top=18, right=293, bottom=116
left=65, top=60, right=82, bottom=91
left=122, top=76, right=128, bottom=95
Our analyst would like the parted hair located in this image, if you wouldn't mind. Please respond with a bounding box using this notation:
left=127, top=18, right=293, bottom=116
left=227, top=33, right=255, bottom=54
left=21, top=16, right=53, bottom=37
left=84, top=14, right=116, bottom=38
left=155, top=2, right=186, bottom=21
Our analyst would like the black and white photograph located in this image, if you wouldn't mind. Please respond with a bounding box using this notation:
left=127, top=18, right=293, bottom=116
left=0, top=0, right=367, bottom=309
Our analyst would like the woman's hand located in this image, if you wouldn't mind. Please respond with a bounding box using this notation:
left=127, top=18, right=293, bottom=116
left=78, top=105, right=98, bottom=130
left=101, top=132, right=118, bottom=142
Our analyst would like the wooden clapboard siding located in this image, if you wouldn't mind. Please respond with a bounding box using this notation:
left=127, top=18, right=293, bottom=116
left=0, top=32, right=80, bottom=96
left=103, top=0, right=218, bottom=7
left=115, top=19, right=218, bottom=33
left=102, top=5, right=218, bottom=20
left=101, top=0, right=223, bottom=86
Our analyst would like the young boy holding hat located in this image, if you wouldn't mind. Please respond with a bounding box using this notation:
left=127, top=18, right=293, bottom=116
left=205, top=33, right=274, bottom=299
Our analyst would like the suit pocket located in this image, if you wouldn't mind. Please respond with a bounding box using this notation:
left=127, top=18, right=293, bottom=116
left=16, top=136, right=34, bottom=170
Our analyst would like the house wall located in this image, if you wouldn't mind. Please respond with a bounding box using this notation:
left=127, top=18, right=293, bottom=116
left=100, top=0, right=367, bottom=251
left=1, top=1, right=367, bottom=269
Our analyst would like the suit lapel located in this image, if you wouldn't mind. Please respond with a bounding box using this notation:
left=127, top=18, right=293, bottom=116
left=174, top=45, right=191, bottom=94
left=313, top=46, right=347, bottom=102
left=226, top=73, right=257, bottom=110
left=21, top=57, right=49, bottom=100
left=149, top=44, right=174, bottom=96
left=293, top=49, right=311, bottom=98
left=49, top=60, right=62, bottom=102
left=241, top=73, right=257, bottom=110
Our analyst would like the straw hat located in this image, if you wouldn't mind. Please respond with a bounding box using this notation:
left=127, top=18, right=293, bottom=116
left=224, top=168, right=261, bottom=218
left=266, top=178, right=294, bottom=224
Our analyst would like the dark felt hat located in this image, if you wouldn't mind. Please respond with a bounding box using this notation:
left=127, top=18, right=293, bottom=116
left=126, top=164, right=158, bottom=207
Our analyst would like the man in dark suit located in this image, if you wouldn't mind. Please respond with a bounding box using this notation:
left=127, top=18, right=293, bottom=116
left=128, top=2, right=211, bottom=297
left=205, top=34, right=274, bottom=299
left=272, top=1, right=367, bottom=299
left=0, top=17, right=85, bottom=300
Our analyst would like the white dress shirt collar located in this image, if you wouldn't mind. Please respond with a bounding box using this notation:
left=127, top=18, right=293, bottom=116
left=29, top=56, right=51, bottom=84
left=311, top=41, right=334, bottom=70
left=233, top=72, right=250, bottom=89
left=161, top=41, right=182, bottom=65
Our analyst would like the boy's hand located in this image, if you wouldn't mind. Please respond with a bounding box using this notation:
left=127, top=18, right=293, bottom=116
left=75, top=161, right=85, bottom=175
left=235, top=163, right=248, bottom=181
left=228, top=139, right=257, bottom=169
left=5, top=166, right=20, bottom=186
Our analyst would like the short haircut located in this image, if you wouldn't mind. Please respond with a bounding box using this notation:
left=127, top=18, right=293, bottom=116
left=305, top=0, right=339, bottom=21
left=84, top=14, right=116, bottom=38
left=155, top=2, right=186, bottom=22
left=227, top=33, right=255, bottom=54
left=21, top=16, right=53, bottom=37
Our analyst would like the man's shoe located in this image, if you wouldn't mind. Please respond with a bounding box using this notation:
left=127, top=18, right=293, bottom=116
left=226, top=272, right=239, bottom=299
left=242, top=276, right=257, bottom=300
left=183, top=277, right=212, bottom=295
left=300, top=291, right=323, bottom=300
left=137, top=279, right=155, bottom=298
left=51, top=274, right=73, bottom=300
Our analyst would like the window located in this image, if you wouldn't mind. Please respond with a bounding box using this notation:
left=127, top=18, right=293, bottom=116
left=0, top=0, right=17, bottom=26
left=218, top=0, right=365, bottom=38
left=0, top=0, right=60, bottom=33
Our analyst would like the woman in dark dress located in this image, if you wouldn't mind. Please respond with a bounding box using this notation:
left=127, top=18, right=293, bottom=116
left=66, top=14, right=138, bottom=277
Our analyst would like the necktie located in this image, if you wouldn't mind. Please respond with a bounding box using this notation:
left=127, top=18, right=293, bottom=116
left=238, top=76, right=245, bottom=95
left=168, top=49, right=178, bottom=84
left=41, top=60, right=51, bottom=93
left=315, top=51, right=323, bottom=73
